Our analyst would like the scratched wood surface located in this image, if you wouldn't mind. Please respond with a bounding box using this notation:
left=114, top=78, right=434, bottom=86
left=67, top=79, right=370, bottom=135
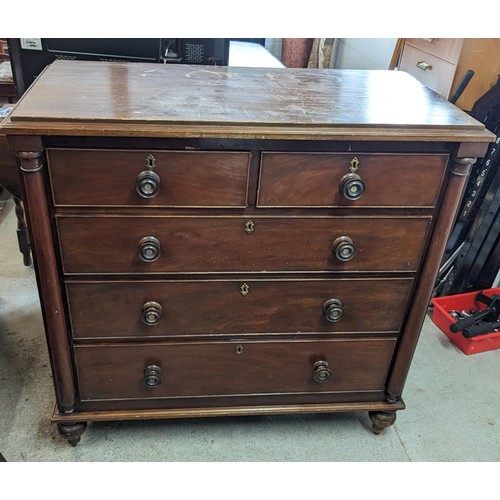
left=3, top=60, right=491, bottom=142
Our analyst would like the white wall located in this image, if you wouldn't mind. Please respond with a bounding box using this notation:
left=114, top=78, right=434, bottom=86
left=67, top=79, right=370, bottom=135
left=333, top=38, right=397, bottom=70
left=265, top=38, right=282, bottom=60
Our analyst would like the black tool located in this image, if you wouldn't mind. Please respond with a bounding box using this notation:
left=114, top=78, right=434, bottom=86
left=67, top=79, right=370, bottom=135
left=449, top=292, right=500, bottom=336
left=450, top=308, right=492, bottom=332
left=449, top=69, right=475, bottom=104
left=463, top=320, right=500, bottom=338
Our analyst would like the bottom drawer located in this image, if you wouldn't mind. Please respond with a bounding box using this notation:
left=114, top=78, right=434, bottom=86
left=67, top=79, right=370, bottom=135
left=74, top=339, right=396, bottom=402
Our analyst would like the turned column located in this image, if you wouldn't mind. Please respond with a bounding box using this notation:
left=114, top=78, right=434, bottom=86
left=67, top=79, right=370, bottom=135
left=16, top=149, right=76, bottom=414
left=386, top=156, right=476, bottom=400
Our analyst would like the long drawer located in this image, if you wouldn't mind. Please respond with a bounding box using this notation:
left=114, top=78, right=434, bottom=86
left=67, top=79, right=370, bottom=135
left=57, top=216, right=431, bottom=274
left=66, top=278, right=413, bottom=339
left=257, top=152, right=447, bottom=207
left=74, top=338, right=397, bottom=401
left=47, top=148, right=251, bottom=208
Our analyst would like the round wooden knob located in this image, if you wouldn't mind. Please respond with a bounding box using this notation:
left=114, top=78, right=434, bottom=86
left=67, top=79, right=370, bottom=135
left=136, top=170, right=160, bottom=198
left=339, top=172, right=365, bottom=200
left=144, top=365, right=161, bottom=387
left=332, top=236, right=357, bottom=261
left=312, top=360, right=332, bottom=383
left=138, top=236, right=161, bottom=262
left=142, top=301, right=163, bottom=326
left=323, top=298, right=344, bottom=322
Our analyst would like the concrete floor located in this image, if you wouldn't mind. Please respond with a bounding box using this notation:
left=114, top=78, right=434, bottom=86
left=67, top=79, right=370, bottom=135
left=0, top=196, right=499, bottom=462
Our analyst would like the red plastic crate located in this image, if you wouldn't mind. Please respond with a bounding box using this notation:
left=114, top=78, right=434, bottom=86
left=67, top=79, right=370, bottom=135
left=431, top=288, right=500, bottom=355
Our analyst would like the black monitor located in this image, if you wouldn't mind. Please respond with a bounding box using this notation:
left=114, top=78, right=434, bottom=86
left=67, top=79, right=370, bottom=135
left=8, top=38, right=230, bottom=97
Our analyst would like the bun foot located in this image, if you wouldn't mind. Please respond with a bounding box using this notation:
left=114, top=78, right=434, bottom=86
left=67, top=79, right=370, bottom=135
left=368, top=411, right=396, bottom=434
left=57, top=422, right=87, bottom=446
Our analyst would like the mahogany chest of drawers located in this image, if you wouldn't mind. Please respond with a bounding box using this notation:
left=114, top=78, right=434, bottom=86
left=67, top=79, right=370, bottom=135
left=2, top=60, right=493, bottom=445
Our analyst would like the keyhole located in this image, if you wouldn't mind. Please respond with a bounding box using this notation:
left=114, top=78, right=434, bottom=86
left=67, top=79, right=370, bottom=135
left=146, top=154, right=156, bottom=169
left=245, top=220, right=255, bottom=235
left=235, top=345, right=244, bottom=355
left=349, top=157, right=360, bottom=173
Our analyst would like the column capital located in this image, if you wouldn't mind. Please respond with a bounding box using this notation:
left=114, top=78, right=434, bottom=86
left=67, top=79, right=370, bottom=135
left=16, top=150, right=44, bottom=173
left=450, top=156, right=476, bottom=177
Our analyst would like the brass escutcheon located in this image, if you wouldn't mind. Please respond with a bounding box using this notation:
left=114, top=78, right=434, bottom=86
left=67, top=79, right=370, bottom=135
left=245, top=220, right=255, bottom=235
left=235, top=344, right=244, bottom=355
left=146, top=154, right=156, bottom=170
left=240, top=283, right=250, bottom=296
left=349, top=157, right=360, bottom=173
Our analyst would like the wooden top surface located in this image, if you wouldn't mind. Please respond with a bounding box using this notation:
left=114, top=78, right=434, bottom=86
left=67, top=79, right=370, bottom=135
left=2, top=60, right=494, bottom=142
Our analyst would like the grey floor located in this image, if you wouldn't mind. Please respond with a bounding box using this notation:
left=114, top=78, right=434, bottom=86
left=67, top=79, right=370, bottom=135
left=0, top=196, right=499, bottom=462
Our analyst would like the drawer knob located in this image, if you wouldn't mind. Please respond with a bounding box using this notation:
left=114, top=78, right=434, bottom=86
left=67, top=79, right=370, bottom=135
left=332, top=236, right=357, bottom=261
left=323, top=298, right=344, bottom=322
left=339, top=172, right=365, bottom=200
left=136, top=169, right=161, bottom=198
left=144, top=365, right=162, bottom=387
left=138, top=236, right=161, bottom=262
left=142, top=301, right=163, bottom=326
left=312, top=360, right=332, bottom=383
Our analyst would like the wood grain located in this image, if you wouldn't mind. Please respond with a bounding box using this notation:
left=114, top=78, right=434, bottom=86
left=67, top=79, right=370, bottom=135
left=57, top=216, right=431, bottom=274
left=2, top=60, right=492, bottom=144
left=387, top=157, right=476, bottom=398
left=3, top=60, right=492, bottom=435
left=47, top=148, right=250, bottom=207
left=74, top=338, right=396, bottom=401
left=258, top=152, right=447, bottom=207
left=51, top=400, right=406, bottom=422
left=16, top=151, right=76, bottom=412
left=66, top=278, right=413, bottom=339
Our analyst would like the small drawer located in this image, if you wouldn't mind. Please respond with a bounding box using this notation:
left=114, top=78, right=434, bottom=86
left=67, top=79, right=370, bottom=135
left=399, top=45, right=457, bottom=98
left=57, top=216, right=431, bottom=274
left=257, top=153, right=447, bottom=208
left=66, top=278, right=413, bottom=339
left=74, top=338, right=397, bottom=401
left=47, top=148, right=251, bottom=207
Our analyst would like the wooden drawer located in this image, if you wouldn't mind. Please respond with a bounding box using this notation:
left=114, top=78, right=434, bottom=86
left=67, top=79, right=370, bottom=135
left=399, top=45, right=457, bottom=98
left=257, top=153, right=447, bottom=208
left=74, top=338, right=397, bottom=401
left=404, top=38, right=463, bottom=64
left=57, top=216, right=431, bottom=274
left=66, top=278, right=413, bottom=339
left=47, top=149, right=251, bottom=208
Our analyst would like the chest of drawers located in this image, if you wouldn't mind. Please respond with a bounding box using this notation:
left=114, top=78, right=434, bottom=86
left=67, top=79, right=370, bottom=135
left=2, top=61, right=493, bottom=446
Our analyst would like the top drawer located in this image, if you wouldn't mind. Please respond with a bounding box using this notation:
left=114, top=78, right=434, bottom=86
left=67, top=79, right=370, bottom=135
left=47, top=148, right=251, bottom=208
left=404, top=38, right=463, bottom=63
left=257, top=153, right=447, bottom=208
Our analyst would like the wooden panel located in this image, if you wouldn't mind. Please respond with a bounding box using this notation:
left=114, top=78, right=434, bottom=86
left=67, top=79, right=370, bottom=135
left=47, top=149, right=250, bottom=208
left=258, top=153, right=447, bottom=207
left=66, top=278, right=413, bottom=339
left=74, top=338, right=397, bottom=401
left=399, top=45, right=457, bottom=98
left=405, top=38, right=463, bottom=64
left=452, top=39, right=500, bottom=112
left=57, top=216, right=431, bottom=274
left=3, top=61, right=490, bottom=144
